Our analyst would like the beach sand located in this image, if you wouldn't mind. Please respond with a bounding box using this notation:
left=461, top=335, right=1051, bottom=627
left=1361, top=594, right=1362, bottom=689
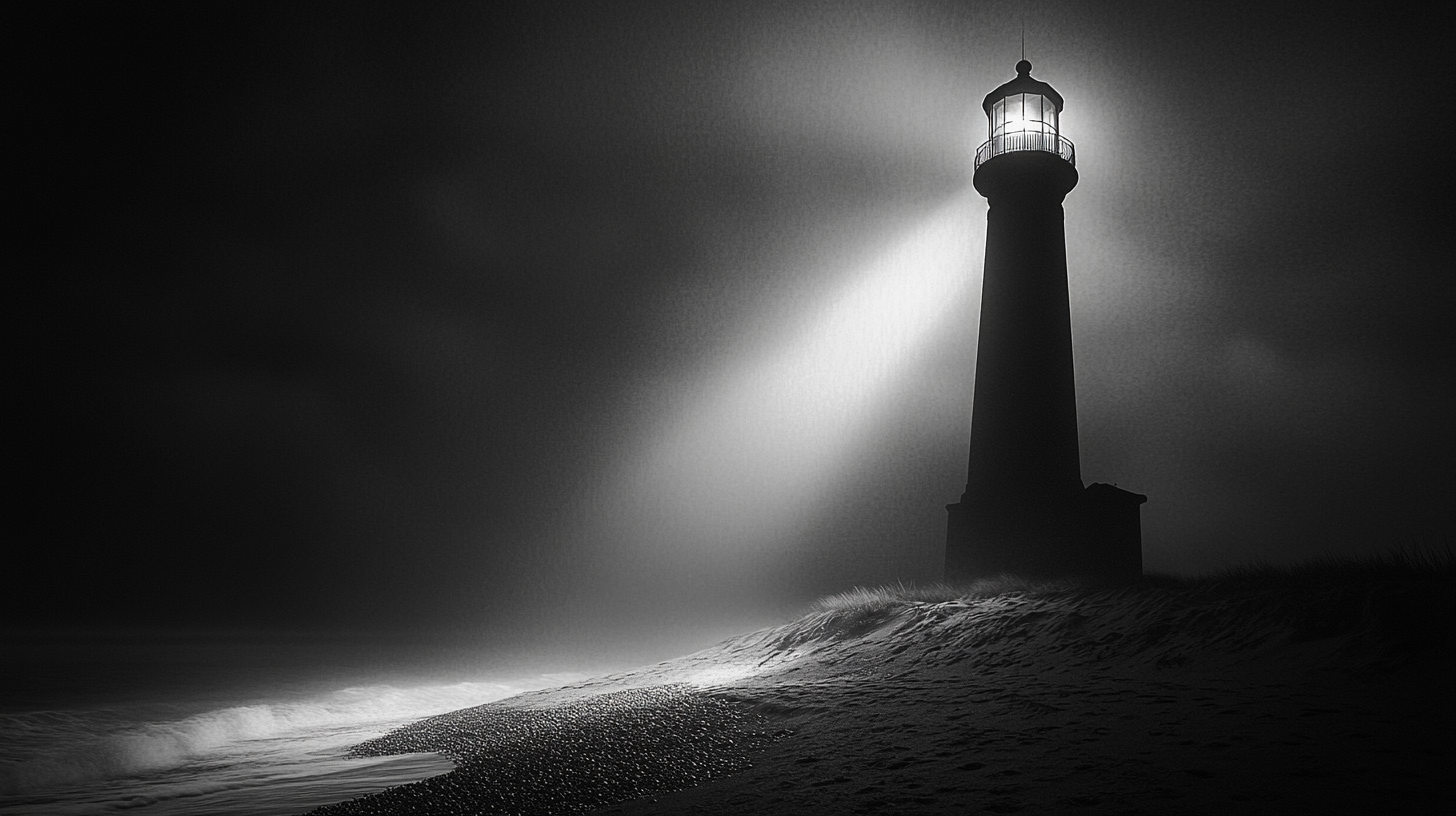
left=311, top=576, right=1453, bottom=814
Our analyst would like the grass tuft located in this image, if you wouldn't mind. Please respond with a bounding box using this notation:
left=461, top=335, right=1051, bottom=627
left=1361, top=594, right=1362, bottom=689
left=812, top=545, right=1454, bottom=616
left=811, top=575, right=1083, bottom=615
left=1202, top=544, right=1453, bottom=586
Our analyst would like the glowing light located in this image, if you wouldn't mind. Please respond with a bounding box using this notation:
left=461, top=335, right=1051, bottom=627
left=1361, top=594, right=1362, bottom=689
left=991, top=94, right=1057, bottom=138
left=685, top=664, right=761, bottom=688
left=569, top=191, right=980, bottom=581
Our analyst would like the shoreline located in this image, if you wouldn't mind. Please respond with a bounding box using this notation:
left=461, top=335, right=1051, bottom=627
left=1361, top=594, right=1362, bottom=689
left=310, top=575, right=1455, bottom=814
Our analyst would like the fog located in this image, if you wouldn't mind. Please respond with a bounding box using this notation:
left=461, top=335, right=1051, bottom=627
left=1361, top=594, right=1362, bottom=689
left=14, top=1, right=1451, bottom=645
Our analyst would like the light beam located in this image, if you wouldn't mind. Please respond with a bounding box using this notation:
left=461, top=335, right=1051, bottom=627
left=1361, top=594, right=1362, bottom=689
left=555, top=191, right=981, bottom=608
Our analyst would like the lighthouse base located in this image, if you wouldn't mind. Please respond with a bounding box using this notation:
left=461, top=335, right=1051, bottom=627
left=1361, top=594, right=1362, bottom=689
left=944, top=483, right=1145, bottom=581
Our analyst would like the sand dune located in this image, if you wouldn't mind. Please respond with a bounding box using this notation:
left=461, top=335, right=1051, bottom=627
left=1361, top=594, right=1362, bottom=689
left=310, top=570, right=1454, bottom=814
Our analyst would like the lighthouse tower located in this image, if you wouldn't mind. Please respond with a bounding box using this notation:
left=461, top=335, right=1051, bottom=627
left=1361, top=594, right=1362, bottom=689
left=945, top=60, right=1145, bottom=581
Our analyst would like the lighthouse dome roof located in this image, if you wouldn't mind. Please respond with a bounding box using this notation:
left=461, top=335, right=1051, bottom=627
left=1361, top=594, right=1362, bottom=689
left=982, top=60, right=1065, bottom=114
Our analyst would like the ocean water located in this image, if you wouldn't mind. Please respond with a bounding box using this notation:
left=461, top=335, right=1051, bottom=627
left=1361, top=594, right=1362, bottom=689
left=0, top=629, right=607, bottom=815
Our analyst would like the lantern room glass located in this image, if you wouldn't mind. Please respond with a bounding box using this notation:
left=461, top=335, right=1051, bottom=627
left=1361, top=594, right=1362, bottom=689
left=975, top=75, right=1075, bottom=169
left=990, top=93, right=1058, bottom=140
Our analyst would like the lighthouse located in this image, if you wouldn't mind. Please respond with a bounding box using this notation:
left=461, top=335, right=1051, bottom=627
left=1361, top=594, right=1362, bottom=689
left=945, top=60, right=1146, bottom=581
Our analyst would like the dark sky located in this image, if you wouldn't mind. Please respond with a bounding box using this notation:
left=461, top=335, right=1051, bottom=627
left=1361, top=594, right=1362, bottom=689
left=15, top=1, right=1453, bottom=641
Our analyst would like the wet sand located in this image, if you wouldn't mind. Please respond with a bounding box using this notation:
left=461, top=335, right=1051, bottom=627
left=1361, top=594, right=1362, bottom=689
left=311, top=579, right=1454, bottom=814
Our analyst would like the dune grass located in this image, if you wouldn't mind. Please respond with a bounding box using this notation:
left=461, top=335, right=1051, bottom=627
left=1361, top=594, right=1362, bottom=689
left=793, top=546, right=1454, bottom=668
left=811, top=545, right=1454, bottom=615
left=1194, top=544, right=1453, bottom=586
left=811, top=575, right=1076, bottom=614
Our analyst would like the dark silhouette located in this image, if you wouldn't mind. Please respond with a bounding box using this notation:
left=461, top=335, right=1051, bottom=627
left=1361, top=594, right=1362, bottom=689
left=946, top=61, right=1145, bottom=581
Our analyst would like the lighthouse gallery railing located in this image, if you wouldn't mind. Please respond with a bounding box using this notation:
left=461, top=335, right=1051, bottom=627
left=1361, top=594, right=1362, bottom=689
left=975, top=131, right=1076, bottom=170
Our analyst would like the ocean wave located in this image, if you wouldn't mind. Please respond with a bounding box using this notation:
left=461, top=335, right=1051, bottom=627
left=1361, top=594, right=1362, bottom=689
left=0, top=680, right=528, bottom=796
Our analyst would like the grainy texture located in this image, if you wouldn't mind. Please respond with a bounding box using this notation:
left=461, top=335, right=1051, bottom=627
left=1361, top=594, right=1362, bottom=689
left=309, top=686, right=776, bottom=815
left=309, top=576, right=1454, bottom=815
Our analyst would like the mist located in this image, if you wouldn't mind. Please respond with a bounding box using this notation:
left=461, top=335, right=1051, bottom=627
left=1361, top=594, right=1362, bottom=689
left=14, top=0, right=1452, bottom=648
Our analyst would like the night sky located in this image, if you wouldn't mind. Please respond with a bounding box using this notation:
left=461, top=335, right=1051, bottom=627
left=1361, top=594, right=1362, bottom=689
left=15, top=1, right=1452, bottom=642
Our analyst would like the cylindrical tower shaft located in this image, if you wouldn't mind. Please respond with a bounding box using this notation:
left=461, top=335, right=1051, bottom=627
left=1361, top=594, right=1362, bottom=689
left=965, top=150, right=1082, bottom=505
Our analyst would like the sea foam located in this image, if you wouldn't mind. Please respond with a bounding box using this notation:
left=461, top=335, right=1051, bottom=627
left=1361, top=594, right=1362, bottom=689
left=0, top=680, right=539, bottom=800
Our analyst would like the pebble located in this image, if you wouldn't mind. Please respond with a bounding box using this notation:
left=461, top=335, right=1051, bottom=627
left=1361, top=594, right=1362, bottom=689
left=307, top=684, right=773, bottom=815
